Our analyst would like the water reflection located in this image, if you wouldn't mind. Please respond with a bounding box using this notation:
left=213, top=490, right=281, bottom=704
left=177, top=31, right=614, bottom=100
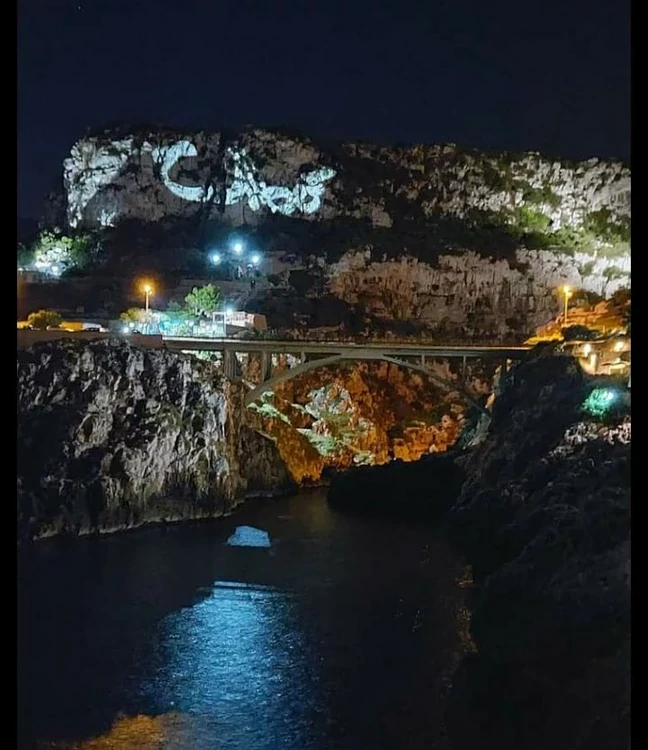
left=144, top=581, right=323, bottom=749
left=37, top=714, right=174, bottom=749
left=19, top=490, right=467, bottom=750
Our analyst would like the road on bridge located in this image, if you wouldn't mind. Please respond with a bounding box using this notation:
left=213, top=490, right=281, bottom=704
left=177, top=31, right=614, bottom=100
left=160, top=336, right=531, bottom=360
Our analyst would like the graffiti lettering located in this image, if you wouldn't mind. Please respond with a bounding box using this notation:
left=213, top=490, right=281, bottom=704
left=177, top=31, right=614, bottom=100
left=151, top=141, right=215, bottom=203
left=154, top=140, right=336, bottom=215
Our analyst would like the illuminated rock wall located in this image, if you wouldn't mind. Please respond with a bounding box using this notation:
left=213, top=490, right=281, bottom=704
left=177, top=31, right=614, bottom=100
left=64, top=129, right=338, bottom=228
left=59, top=126, right=630, bottom=333
left=62, top=127, right=629, bottom=234
left=327, top=249, right=631, bottom=339
left=250, top=361, right=474, bottom=477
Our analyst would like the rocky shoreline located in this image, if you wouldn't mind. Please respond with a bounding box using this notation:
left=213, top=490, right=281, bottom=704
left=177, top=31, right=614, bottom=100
left=17, top=340, right=294, bottom=541
left=331, top=345, right=630, bottom=750
left=446, top=348, right=630, bottom=750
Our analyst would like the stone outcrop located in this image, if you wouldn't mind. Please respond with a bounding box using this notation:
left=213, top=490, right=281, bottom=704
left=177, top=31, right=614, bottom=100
left=17, top=340, right=292, bottom=540
left=327, top=450, right=465, bottom=520
left=446, top=346, right=631, bottom=750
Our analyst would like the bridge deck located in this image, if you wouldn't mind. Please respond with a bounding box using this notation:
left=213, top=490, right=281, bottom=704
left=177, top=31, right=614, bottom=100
left=162, top=337, right=531, bottom=358
left=17, top=330, right=531, bottom=359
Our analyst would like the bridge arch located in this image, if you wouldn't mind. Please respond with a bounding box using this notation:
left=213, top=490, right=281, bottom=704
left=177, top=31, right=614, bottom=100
left=244, top=352, right=491, bottom=415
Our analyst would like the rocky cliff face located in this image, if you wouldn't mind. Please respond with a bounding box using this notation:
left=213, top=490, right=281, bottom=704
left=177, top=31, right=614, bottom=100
left=62, top=127, right=629, bottom=235
left=447, top=347, right=630, bottom=750
left=53, top=126, right=630, bottom=339
left=326, top=248, right=630, bottom=339
left=253, top=362, right=467, bottom=479
left=325, top=347, right=631, bottom=748
left=17, top=340, right=292, bottom=540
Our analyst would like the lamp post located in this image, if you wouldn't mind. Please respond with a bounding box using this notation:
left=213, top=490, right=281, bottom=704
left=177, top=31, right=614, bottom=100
left=562, top=285, right=573, bottom=326
left=143, top=284, right=153, bottom=312
left=142, top=283, right=153, bottom=334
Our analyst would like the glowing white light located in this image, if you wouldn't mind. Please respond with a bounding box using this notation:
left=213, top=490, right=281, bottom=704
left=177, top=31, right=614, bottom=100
left=211, top=252, right=222, bottom=265
left=51, top=265, right=61, bottom=276
left=582, top=344, right=592, bottom=356
left=233, top=243, right=243, bottom=255
left=224, top=306, right=234, bottom=315
left=250, top=253, right=261, bottom=265
left=614, top=340, right=625, bottom=352
left=122, top=325, right=130, bottom=334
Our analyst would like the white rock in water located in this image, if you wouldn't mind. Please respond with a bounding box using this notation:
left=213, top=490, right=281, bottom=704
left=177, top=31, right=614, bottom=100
left=226, top=526, right=271, bottom=548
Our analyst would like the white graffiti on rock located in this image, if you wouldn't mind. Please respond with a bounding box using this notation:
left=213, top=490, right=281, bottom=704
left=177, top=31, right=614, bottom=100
left=151, top=140, right=336, bottom=215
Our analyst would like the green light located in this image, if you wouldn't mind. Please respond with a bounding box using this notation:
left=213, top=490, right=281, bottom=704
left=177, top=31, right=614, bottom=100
left=582, top=388, right=618, bottom=418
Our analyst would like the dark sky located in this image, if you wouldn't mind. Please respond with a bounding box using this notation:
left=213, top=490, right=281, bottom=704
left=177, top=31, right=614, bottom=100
left=18, top=0, right=630, bottom=219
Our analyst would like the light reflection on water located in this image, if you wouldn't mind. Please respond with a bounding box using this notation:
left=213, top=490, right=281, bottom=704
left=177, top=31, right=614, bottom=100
left=19, top=490, right=467, bottom=750
left=143, top=581, right=322, bottom=749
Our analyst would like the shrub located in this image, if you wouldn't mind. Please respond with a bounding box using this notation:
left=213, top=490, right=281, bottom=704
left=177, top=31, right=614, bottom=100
left=26, top=309, right=63, bottom=330
left=561, top=325, right=600, bottom=341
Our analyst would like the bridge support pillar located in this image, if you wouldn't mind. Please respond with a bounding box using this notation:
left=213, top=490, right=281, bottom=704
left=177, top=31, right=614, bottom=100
left=300, top=351, right=307, bottom=364
left=223, top=349, right=239, bottom=380
left=461, top=355, right=467, bottom=382
left=260, top=351, right=272, bottom=382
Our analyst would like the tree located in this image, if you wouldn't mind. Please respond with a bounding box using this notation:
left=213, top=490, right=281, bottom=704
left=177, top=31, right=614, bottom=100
left=571, top=289, right=604, bottom=308
left=28, top=231, right=93, bottom=275
left=27, top=309, right=63, bottom=330
left=119, top=308, right=148, bottom=325
left=184, top=284, right=221, bottom=317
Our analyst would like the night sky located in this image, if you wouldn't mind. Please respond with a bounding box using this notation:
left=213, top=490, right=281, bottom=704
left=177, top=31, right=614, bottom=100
left=18, top=0, right=630, bottom=219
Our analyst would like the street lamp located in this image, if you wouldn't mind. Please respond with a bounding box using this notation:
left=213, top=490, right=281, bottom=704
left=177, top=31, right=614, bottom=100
left=232, top=242, right=243, bottom=255
left=142, top=282, right=154, bottom=313
left=561, top=285, right=573, bottom=326
left=210, top=252, right=222, bottom=265
left=250, top=253, right=261, bottom=266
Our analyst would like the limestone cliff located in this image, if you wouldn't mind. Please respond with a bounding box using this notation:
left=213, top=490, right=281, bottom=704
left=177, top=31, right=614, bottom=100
left=48, top=126, right=630, bottom=339
left=325, top=248, right=630, bottom=339
left=324, top=346, right=630, bottom=748
left=17, top=340, right=292, bottom=540
left=61, top=127, right=629, bottom=236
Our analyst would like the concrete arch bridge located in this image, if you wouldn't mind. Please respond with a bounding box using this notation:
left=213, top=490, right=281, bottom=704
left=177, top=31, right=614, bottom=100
left=162, top=338, right=531, bottom=414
